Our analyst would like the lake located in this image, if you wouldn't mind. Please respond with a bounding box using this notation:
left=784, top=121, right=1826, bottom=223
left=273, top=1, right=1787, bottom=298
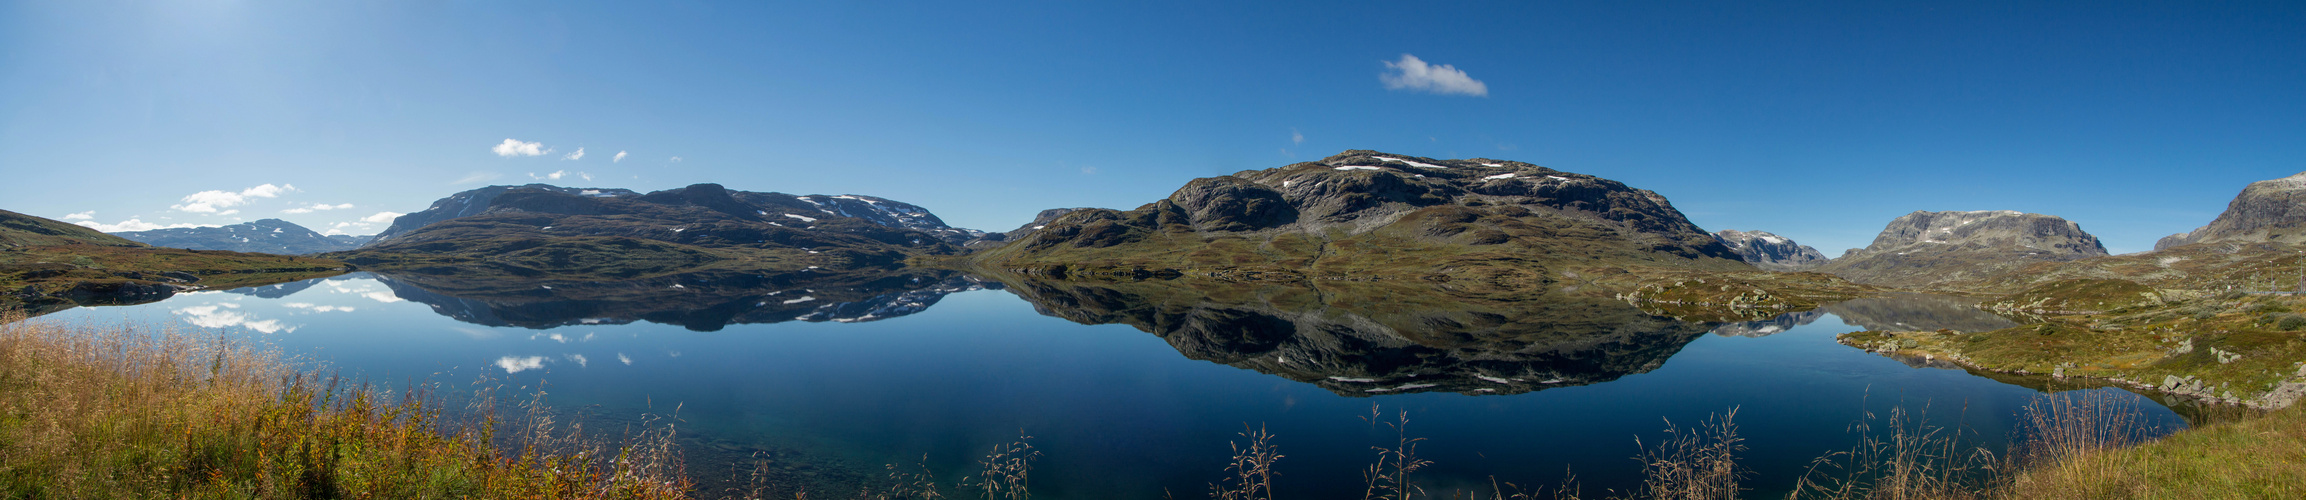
left=29, top=270, right=2193, bottom=498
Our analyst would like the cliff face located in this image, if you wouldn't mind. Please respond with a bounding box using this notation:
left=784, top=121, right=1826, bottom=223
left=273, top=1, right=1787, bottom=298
left=2157, top=172, right=2306, bottom=250
left=1816, top=210, right=2109, bottom=290
left=974, top=150, right=1748, bottom=280
left=1713, top=230, right=1828, bottom=271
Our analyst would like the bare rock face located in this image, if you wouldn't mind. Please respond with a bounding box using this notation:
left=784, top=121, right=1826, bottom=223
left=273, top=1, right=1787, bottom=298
left=2156, top=172, right=2306, bottom=250
left=1713, top=230, right=1828, bottom=271
left=1816, top=210, right=2108, bottom=290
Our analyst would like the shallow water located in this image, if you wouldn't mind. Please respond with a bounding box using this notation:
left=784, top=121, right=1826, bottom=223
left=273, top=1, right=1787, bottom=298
left=34, top=272, right=2188, bottom=498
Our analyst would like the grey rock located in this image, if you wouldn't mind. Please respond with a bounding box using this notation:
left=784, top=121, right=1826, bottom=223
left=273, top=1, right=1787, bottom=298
left=1815, top=210, right=2108, bottom=289
left=2156, top=171, right=2306, bottom=250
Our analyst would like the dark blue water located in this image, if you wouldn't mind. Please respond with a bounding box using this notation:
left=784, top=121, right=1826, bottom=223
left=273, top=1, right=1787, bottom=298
left=32, top=273, right=2188, bottom=498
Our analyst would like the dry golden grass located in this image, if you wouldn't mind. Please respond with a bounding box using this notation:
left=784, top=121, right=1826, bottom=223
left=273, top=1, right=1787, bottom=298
left=1995, top=401, right=2305, bottom=499
left=0, top=313, right=690, bottom=499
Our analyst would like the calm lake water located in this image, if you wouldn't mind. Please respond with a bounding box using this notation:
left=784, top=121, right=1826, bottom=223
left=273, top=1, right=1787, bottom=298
left=33, top=271, right=2191, bottom=498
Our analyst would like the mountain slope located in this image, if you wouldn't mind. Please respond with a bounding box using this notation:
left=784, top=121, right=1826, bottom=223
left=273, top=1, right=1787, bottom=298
left=2157, top=171, right=2306, bottom=250
left=1815, top=210, right=2108, bottom=290
left=338, top=183, right=970, bottom=276
left=113, top=219, right=356, bottom=255
left=1713, top=229, right=1828, bottom=271
left=969, top=150, right=1747, bottom=282
left=1, top=210, right=144, bottom=248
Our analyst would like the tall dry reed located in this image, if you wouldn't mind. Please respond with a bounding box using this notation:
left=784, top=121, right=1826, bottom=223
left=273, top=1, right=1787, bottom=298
left=0, top=313, right=690, bottom=499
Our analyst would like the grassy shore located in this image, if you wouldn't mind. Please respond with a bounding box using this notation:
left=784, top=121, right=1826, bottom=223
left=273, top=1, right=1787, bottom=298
left=0, top=314, right=689, bottom=499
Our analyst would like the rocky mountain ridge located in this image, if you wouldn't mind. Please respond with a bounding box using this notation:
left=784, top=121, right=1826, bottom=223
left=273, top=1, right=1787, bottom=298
left=971, top=150, right=1747, bottom=280
left=112, top=218, right=358, bottom=255
left=2156, top=171, right=2306, bottom=250
left=1815, top=210, right=2108, bottom=290
left=1712, top=229, right=1828, bottom=271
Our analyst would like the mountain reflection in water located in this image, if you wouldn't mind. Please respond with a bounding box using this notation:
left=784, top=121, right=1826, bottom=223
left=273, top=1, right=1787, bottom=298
left=1711, top=293, right=2022, bottom=338
left=988, top=274, right=1722, bottom=396
left=367, top=269, right=997, bottom=331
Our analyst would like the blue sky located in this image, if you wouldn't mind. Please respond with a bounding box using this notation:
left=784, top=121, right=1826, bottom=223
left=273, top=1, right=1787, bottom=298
left=3, top=1, right=2301, bottom=254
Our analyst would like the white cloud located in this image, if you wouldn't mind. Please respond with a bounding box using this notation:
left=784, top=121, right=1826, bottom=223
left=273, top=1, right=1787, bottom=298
left=63, top=211, right=94, bottom=220
left=76, top=219, right=213, bottom=232
left=669, top=156, right=682, bottom=163
left=171, top=183, right=298, bottom=213
left=613, top=151, right=628, bottom=163
left=1291, top=128, right=1304, bottom=144
left=172, top=304, right=292, bottom=334
left=280, top=203, right=354, bottom=215
left=618, top=353, right=633, bottom=365
left=492, top=138, right=550, bottom=157
left=216, top=210, right=239, bottom=216
left=361, top=291, right=404, bottom=303
left=1379, top=54, right=1488, bottom=97
left=361, top=211, right=403, bottom=223
left=454, top=171, right=503, bottom=185
left=581, top=172, right=593, bottom=181
left=1080, top=166, right=1098, bottom=175
left=566, top=354, right=588, bottom=367
left=564, top=147, right=586, bottom=160
left=495, top=356, right=547, bottom=374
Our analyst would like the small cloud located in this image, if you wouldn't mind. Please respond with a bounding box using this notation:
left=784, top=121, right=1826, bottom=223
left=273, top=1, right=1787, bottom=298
left=216, top=209, right=239, bottom=216
left=361, top=211, right=404, bottom=224
left=1080, top=166, right=1098, bottom=175
left=171, top=184, right=298, bottom=213
left=75, top=219, right=213, bottom=232
left=564, top=147, right=586, bottom=160
left=492, top=138, right=550, bottom=157
left=613, top=151, right=628, bottom=163
left=495, top=356, right=547, bottom=374
left=669, top=156, right=682, bottom=163
left=63, top=211, right=94, bottom=220
left=280, top=203, right=354, bottom=215
left=1379, top=54, right=1488, bottom=97
left=453, top=171, right=503, bottom=185
left=1291, top=128, right=1304, bottom=144
left=527, top=170, right=589, bottom=181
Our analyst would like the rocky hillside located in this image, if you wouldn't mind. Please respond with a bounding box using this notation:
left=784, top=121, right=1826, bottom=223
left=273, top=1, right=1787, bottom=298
left=971, top=150, right=1746, bottom=282
left=339, top=183, right=973, bottom=275
left=2156, top=171, right=2306, bottom=250
left=113, top=219, right=356, bottom=255
left=1814, top=210, right=2108, bottom=290
left=1, top=210, right=143, bottom=248
left=1713, top=229, right=1828, bottom=271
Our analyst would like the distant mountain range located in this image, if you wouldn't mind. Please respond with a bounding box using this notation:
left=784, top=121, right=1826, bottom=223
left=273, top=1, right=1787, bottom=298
left=113, top=219, right=368, bottom=255
left=336, top=183, right=997, bottom=277
left=1713, top=229, right=1827, bottom=271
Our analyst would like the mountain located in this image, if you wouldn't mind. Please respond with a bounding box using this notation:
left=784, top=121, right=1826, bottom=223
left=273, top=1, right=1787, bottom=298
left=112, top=219, right=357, bottom=255
left=338, top=183, right=974, bottom=276
left=1814, top=210, right=2109, bottom=290
left=3, top=209, right=346, bottom=315
left=961, top=208, right=1090, bottom=249
left=2155, top=171, right=2306, bottom=250
left=370, top=184, right=643, bottom=244
left=326, top=234, right=375, bottom=248
left=970, top=150, right=1747, bottom=282
left=1, top=209, right=144, bottom=248
left=1713, top=229, right=1828, bottom=271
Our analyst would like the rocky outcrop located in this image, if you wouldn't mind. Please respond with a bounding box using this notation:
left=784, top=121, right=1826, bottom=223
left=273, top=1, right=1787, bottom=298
left=113, top=219, right=357, bottom=255
left=1815, top=210, right=2108, bottom=290
left=1713, top=230, right=1828, bottom=271
left=973, top=150, right=1747, bottom=278
left=2156, top=172, right=2306, bottom=250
